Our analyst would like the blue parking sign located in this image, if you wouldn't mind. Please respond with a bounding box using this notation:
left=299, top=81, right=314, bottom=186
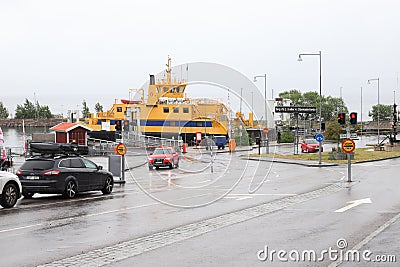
left=315, top=133, right=324, bottom=142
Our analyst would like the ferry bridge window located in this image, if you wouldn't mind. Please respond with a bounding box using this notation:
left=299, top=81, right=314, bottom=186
left=183, top=107, right=189, bottom=113
left=117, top=107, right=122, bottom=112
left=179, top=87, right=184, bottom=93
left=163, top=87, right=168, bottom=92
left=156, top=87, right=159, bottom=93
left=173, top=107, right=179, bottom=113
left=163, top=107, right=169, bottom=113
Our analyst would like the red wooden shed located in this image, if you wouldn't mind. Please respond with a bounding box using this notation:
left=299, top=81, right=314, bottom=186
left=50, top=122, right=92, bottom=146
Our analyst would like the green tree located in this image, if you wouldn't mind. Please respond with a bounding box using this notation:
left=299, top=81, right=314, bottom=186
left=95, top=102, right=103, bottom=113
left=368, top=104, right=392, bottom=121
left=324, top=122, right=342, bottom=141
left=15, top=99, right=53, bottom=119
left=15, top=99, right=36, bottom=119
left=37, top=105, right=53, bottom=118
left=278, top=90, right=348, bottom=122
left=81, top=100, right=90, bottom=119
left=0, top=102, right=9, bottom=118
left=232, top=126, right=250, bottom=146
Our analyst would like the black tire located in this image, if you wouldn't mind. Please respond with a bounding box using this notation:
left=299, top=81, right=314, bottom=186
left=175, top=160, right=179, bottom=168
left=148, top=164, right=153, bottom=170
left=169, top=163, right=173, bottom=169
left=155, top=166, right=159, bottom=170
left=101, top=176, right=113, bottom=194
left=22, top=192, right=35, bottom=199
left=63, top=180, right=77, bottom=199
left=0, top=183, right=19, bottom=208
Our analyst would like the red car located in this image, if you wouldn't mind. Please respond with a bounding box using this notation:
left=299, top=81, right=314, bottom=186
left=148, top=147, right=179, bottom=170
left=301, top=139, right=323, bottom=153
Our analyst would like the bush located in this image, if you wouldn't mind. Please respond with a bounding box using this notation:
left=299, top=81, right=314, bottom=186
left=280, top=132, right=294, bottom=143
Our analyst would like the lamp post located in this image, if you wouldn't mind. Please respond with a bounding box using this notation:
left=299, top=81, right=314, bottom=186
left=360, top=86, right=363, bottom=138
left=297, top=51, right=322, bottom=165
left=254, top=74, right=269, bottom=153
left=368, top=78, right=380, bottom=145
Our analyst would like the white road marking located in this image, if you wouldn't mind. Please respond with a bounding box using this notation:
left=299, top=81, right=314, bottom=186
left=224, top=193, right=298, bottom=201
left=329, top=212, right=400, bottom=267
left=334, top=198, right=372, bottom=212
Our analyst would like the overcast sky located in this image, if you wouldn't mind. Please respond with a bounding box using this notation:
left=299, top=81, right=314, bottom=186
left=1, top=0, right=399, bottom=121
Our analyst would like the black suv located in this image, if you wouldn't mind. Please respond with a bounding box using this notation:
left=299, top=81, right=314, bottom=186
left=16, top=154, right=114, bottom=199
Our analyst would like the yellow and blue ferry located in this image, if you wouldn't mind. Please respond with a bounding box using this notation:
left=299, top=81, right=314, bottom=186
left=83, top=57, right=229, bottom=142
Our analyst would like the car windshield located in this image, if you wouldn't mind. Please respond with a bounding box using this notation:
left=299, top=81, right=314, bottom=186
left=305, top=139, right=318, bottom=144
left=20, top=159, right=54, bottom=171
left=153, top=148, right=173, bottom=155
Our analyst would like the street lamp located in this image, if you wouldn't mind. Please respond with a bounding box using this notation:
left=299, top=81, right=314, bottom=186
left=368, top=78, right=380, bottom=145
left=254, top=74, right=269, bottom=153
left=298, top=51, right=322, bottom=165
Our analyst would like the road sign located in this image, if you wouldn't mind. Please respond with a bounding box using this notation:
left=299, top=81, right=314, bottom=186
left=263, top=128, right=269, bottom=134
left=315, top=133, right=324, bottom=142
left=195, top=132, right=202, bottom=142
left=274, top=106, right=317, bottom=113
left=116, top=143, right=127, bottom=156
left=341, top=139, right=355, bottom=153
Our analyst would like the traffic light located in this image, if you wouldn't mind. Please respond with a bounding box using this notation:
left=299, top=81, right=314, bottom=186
left=321, top=122, right=326, bottom=132
left=350, top=112, right=357, bottom=126
left=115, top=120, right=122, bottom=131
left=123, top=120, right=129, bottom=131
left=338, top=113, right=346, bottom=126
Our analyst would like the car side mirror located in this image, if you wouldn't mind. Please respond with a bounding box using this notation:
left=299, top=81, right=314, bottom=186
left=97, top=165, right=103, bottom=170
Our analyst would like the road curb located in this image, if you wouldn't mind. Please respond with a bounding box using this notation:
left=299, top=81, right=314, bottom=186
left=245, top=156, right=339, bottom=167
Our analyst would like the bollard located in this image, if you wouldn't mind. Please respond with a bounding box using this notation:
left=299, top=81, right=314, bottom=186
left=182, top=143, right=187, bottom=153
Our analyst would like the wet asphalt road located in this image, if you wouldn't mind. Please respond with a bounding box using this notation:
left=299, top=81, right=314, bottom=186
left=1, top=148, right=399, bottom=266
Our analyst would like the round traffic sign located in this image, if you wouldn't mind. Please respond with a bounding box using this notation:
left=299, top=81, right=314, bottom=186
left=116, top=143, right=127, bottom=156
left=341, top=139, right=355, bottom=153
left=263, top=128, right=269, bottom=134
left=315, top=133, right=324, bottom=142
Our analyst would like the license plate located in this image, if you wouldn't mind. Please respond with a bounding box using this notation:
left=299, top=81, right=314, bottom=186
left=26, top=176, right=40, bottom=180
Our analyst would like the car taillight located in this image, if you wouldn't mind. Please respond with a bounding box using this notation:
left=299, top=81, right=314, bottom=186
left=43, top=170, right=60, bottom=176
left=16, top=170, right=22, bottom=176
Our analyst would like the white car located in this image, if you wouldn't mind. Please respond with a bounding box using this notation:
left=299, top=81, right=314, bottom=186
left=0, top=171, right=22, bottom=208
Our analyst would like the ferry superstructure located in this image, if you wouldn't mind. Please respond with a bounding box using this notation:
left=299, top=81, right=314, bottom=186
left=83, top=57, right=229, bottom=142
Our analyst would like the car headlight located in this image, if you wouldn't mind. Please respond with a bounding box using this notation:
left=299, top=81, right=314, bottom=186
left=165, top=157, right=171, bottom=161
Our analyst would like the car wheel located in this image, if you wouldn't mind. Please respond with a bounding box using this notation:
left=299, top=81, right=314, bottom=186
left=0, top=183, right=19, bottom=208
left=155, top=166, right=159, bottom=170
left=148, top=164, right=153, bottom=170
left=63, top=180, right=77, bottom=199
left=169, top=162, right=173, bottom=169
left=22, top=192, right=35, bottom=199
left=175, top=160, right=179, bottom=168
left=101, top=176, right=113, bottom=195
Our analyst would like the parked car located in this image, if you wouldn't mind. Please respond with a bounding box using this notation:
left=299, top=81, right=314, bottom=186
left=0, top=171, right=22, bottom=208
left=148, top=147, right=179, bottom=170
left=16, top=156, right=114, bottom=199
left=301, top=139, right=323, bottom=153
